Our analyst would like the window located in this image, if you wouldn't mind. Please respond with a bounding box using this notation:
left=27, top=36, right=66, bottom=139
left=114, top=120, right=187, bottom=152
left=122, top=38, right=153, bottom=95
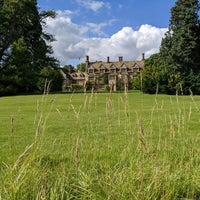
left=110, top=65, right=116, bottom=73
left=109, top=75, right=115, bottom=81
left=88, top=66, right=94, bottom=74
left=80, top=73, right=85, bottom=77
left=89, top=76, right=94, bottom=81
left=121, top=65, right=127, bottom=73
left=89, top=69, right=94, bottom=73
left=72, top=73, right=78, bottom=77
left=133, top=67, right=139, bottom=73
left=100, top=65, right=105, bottom=73
left=133, top=64, right=140, bottom=74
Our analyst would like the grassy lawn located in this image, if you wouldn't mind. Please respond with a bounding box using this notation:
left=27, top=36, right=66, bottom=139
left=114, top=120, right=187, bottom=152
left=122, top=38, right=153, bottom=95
left=0, top=91, right=200, bottom=199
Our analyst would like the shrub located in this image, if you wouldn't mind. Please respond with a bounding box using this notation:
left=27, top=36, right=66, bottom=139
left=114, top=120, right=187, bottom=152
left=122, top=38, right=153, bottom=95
left=71, top=84, right=84, bottom=92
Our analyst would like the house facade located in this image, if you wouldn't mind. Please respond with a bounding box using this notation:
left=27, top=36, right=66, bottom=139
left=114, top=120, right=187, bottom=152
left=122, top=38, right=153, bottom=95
left=60, top=67, right=88, bottom=91
left=86, top=54, right=145, bottom=91
left=60, top=54, right=145, bottom=91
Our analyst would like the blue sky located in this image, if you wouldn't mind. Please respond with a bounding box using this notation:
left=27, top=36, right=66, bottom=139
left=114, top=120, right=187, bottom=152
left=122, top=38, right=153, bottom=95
left=37, top=0, right=176, bottom=66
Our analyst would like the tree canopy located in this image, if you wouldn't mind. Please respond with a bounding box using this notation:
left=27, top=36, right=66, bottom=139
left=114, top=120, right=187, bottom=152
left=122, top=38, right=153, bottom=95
left=0, top=0, right=61, bottom=95
left=135, top=0, right=200, bottom=95
left=160, top=0, right=200, bottom=74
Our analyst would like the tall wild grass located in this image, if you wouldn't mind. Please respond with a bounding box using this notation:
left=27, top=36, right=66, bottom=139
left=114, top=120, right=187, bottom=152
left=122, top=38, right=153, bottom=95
left=0, top=91, right=200, bottom=199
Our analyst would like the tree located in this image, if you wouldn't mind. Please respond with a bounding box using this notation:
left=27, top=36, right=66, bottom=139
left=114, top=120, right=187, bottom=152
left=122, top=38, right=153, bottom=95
left=0, top=0, right=59, bottom=95
left=37, top=67, right=63, bottom=92
left=132, top=53, right=182, bottom=94
left=76, top=63, right=86, bottom=72
left=132, top=64, right=164, bottom=94
left=63, top=65, right=75, bottom=73
left=160, top=0, right=200, bottom=76
left=138, top=0, right=200, bottom=95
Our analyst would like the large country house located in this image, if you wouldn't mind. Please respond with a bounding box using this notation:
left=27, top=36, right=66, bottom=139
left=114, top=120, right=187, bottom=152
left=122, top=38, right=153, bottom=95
left=60, top=54, right=145, bottom=91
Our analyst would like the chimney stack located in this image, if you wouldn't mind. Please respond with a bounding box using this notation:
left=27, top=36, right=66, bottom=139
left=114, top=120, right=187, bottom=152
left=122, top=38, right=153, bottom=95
left=85, top=55, right=89, bottom=72
left=86, top=55, right=89, bottom=62
left=119, top=56, right=123, bottom=62
left=142, top=53, right=145, bottom=61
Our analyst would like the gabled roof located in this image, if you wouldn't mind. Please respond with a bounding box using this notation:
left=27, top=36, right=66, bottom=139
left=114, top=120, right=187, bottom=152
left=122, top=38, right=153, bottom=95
left=60, top=67, right=75, bottom=74
left=100, top=64, right=105, bottom=69
left=60, top=68, right=88, bottom=80
left=88, top=60, right=144, bottom=71
left=69, top=72, right=88, bottom=80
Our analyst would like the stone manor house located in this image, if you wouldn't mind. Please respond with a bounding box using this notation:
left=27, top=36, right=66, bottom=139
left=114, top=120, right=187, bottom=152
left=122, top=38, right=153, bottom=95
left=60, top=54, right=145, bottom=91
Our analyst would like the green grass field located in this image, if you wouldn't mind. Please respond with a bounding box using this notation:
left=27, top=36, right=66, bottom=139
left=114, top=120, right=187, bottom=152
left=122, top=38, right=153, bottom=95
left=0, top=91, right=200, bottom=199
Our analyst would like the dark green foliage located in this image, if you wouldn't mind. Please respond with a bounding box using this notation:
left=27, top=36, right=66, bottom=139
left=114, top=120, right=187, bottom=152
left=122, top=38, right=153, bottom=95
left=63, top=65, right=75, bottom=73
left=0, top=0, right=59, bottom=95
left=160, top=0, right=200, bottom=74
left=71, top=84, right=84, bottom=92
left=76, top=63, right=86, bottom=72
left=133, top=65, right=165, bottom=94
left=132, top=60, right=183, bottom=95
left=182, top=71, right=200, bottom=94
left=139, top=0, right=200, bottom=95
left=86, top=81, right=93, bottom=91
left=103, top=73, right=108, bottom=84
left=37, top=67, right=63, bottom=92
left=133, top=54, right=169, bottom=94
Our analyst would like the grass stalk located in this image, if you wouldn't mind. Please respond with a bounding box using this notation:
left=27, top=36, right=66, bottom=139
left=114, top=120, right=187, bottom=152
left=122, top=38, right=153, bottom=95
left=1, top=92, right=200, bottom=199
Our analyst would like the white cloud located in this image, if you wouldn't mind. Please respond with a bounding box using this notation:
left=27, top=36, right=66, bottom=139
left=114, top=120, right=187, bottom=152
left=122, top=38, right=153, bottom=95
left=44, top=10, right=87, bottom=63
left=76, top=0, right=110, bottom=12
left=85, top=19, right=116, bottom=37
left=44, top=11, right=168, bottom=66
